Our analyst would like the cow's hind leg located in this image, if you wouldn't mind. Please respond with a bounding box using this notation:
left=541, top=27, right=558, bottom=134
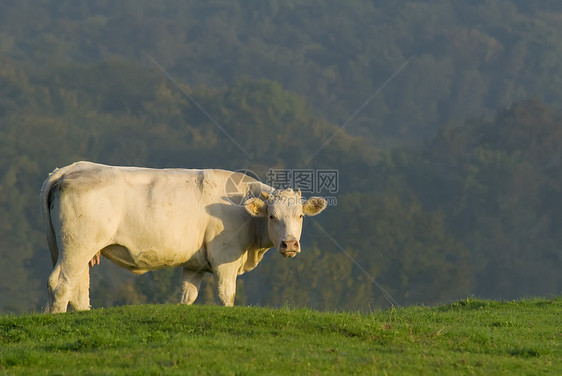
left=46, top=263, right=62, bottom=313
left=47, top=262, right=74, bottom=313
left=69, top=267, right=91, bottom=311
left=180, top=268, right=204, bottom=305
left=47, top=260, right=89, bottom=313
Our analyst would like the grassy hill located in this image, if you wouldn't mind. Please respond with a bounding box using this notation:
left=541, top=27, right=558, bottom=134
left=1, top=298, right=559, bottom=375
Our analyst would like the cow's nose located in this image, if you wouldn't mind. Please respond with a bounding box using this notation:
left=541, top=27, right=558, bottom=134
left=280, top=240, right=299, bottom=251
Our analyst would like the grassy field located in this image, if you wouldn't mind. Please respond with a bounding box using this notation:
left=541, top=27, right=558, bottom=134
left=0, top=298, right=560, bottom=375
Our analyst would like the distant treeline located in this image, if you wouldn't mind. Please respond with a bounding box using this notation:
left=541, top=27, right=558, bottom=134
left=2, top=0, right=562, bottom=143
left=1, top=57, right=560, bottom=312
left=0, top=0, right=561, bottom=312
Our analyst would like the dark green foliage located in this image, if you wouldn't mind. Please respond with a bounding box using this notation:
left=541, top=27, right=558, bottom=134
left=395, top=101, right=562, bottom=299
left=2, top=1, right=562, bottom=141
left=0, top=1, right=561, bottom=312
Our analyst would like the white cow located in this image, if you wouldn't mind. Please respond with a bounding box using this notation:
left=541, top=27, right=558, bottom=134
left=41, top=162, right=327, bottom=313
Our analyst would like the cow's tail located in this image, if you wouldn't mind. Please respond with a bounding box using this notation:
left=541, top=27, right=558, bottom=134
left=40, top=166, right=68, bottom=267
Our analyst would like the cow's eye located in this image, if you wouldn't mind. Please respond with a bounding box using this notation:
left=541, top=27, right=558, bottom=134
left=299, top=214, right=303, bottom=219
left=269, top=215, right=274, bottom=220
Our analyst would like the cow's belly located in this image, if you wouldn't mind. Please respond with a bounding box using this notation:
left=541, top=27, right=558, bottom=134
left=102, top=183, right=210, bottom=272
left=101, top=242, right=207, bottom=274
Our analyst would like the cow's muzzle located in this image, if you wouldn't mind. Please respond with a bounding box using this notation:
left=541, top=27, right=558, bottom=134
left=279, top=240, right=300, bottom=258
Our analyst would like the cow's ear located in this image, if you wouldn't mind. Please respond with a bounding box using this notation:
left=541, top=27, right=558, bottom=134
left=244, top=198, right=267, bottom=217
left=303, top=197, right=327, bottom=216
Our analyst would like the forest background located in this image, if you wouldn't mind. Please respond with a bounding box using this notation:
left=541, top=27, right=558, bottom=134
left=1, top=0, right=561, bottom=312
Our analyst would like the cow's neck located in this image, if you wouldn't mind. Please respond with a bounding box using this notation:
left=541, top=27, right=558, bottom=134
left=253, top=217, right=273, bottom=249
left=239, top=217, right=273, bottom=274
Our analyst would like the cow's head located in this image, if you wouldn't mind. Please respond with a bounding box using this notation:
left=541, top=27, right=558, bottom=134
left=244, top=189, right=327, bottom=257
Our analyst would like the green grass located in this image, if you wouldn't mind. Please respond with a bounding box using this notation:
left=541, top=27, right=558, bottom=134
left=0, top=298, right=560, bottom=375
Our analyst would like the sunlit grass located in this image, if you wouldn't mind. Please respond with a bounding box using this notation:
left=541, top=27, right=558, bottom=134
left=1, top=298, right=559, bottom=375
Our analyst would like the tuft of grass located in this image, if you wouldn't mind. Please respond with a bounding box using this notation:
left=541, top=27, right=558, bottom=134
left=0, top=298, right=560, bottom=375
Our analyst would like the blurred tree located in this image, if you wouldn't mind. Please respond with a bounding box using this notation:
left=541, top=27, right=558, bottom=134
left=0, top=39, right=561, bottom=312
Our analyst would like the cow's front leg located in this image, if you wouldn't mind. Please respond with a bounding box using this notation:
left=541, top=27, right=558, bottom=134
left=180, top=268, right=204, bottom=305
left=213, top=263, right=238, bottom=306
